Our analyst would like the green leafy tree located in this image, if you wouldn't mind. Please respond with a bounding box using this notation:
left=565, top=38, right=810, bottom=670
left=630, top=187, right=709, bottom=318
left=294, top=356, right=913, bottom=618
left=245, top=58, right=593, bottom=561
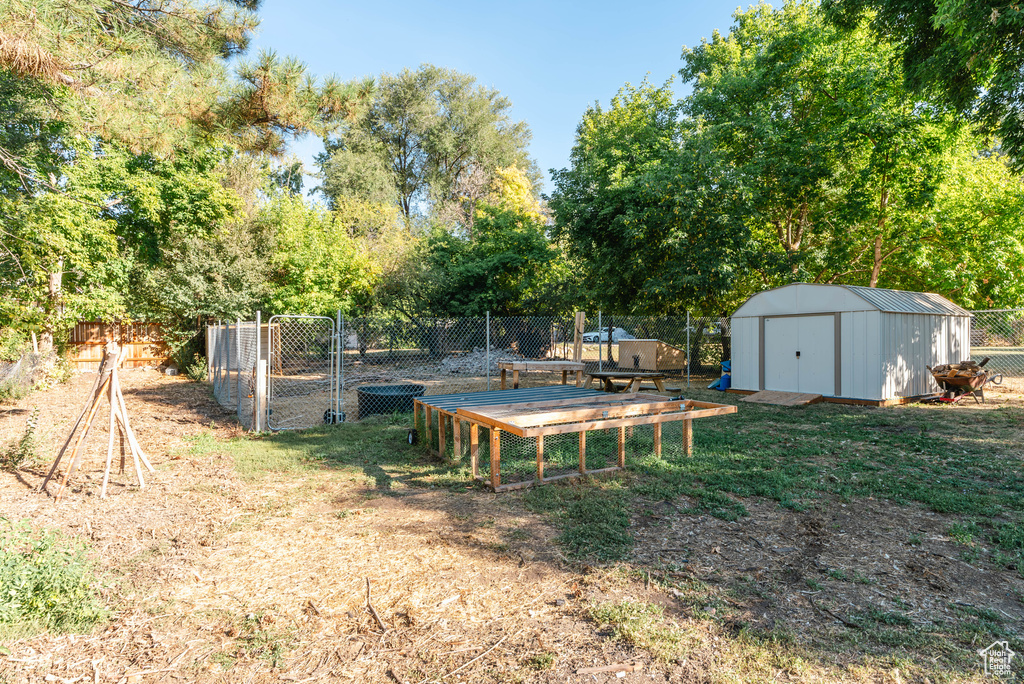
left=824, top=0, right=1024, bottom=170
left=319, top=64, right=535, bottom=220
left=550, top=80, right=756, bottom=315
left=0, top=0, right=366, bottom=166
left=415, top=204, right=567, bottom=317
left=260, top=194, right=376, bottom=317
left=680, top=1, right=951, bottom=289
left=0, top=140, right=129, bottom=350
left=891, top=143, right=1024, bottom=308
left=0, top=0, right=370, bottom=355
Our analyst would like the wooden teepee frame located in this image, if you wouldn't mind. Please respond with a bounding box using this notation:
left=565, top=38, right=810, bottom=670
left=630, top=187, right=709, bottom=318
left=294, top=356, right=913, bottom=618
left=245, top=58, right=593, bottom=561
left=40, top=341, right=154, bottom=501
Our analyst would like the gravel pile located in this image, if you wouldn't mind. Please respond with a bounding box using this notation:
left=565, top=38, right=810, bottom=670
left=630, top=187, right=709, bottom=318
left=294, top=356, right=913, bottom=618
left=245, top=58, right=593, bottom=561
left=439, top=348, right=525, bottom=374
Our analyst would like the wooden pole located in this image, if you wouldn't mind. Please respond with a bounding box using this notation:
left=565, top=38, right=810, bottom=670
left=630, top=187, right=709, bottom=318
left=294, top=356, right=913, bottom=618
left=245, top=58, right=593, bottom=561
left=470, top=423, right=479, bottom=479
left=40, top=369, right=103, bottom=491
left=536, top=435, right=544, bottom=483
left=53, top=375, right=111, bottom=501
left=425, top=406, right=433, bottom=452
left=452, top=417, right=461, bottom=463
left=100, top=375, right=116, bottom=498
left=114, top=377, right=153, bottom=472
left=573, top=311, right=585, bottom=363
left=489, top=427, right=501, bottom=489
left=578, top=431, right=586, bottom=474
left=112, top=372, right=145, bottom=488
left=438, top=411, right=447, bottom=459
left=683, top=419, right=693, bottom=456
left=617, top=426, right=626, bottom=468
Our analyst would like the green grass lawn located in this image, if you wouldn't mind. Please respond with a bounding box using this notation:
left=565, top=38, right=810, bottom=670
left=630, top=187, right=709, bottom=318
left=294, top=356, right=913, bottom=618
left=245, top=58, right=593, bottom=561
left=525, top=389, right=1024, bottom=571
left=205, top=389, right=1024, bottom=575
left=194, top=391, right=1023, bottom=681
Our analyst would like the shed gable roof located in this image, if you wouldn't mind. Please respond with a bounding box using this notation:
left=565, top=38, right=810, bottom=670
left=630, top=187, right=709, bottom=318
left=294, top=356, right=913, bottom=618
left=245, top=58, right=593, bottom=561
left=840, top=286, right=971, bottom=316
left=732, top=283, right=971, bottom=318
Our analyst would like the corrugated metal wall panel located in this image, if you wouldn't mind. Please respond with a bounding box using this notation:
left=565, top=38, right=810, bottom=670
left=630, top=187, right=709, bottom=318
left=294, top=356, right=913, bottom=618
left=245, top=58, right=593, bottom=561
left=878, top=313, right=963, bottom=398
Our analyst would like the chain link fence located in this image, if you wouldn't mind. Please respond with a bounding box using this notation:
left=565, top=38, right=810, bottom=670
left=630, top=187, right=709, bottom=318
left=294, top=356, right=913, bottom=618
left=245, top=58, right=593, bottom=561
left=208, top=320, right=264, bottom=430
left=970, top=309, right=1024, bottom=379
left=207, top=308, right=1024, bottom=431
left=207, top=312, right=729, bottom=430
left=0, top=354, right=43, bottom=401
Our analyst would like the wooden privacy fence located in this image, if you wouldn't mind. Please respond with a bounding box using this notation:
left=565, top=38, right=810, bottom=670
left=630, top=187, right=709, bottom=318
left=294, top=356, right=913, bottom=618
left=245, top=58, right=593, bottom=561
left=67, top=322, right=172, bottom=370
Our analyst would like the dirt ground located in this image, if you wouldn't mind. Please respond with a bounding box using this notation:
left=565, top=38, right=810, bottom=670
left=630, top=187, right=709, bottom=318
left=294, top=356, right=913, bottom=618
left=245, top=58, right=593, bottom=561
left=0, top=372, right=1022, bottom=683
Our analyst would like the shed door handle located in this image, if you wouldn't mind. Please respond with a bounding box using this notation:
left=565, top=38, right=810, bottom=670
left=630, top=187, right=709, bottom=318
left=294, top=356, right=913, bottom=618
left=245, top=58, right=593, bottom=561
left=796, top=351, right=801, bottom=358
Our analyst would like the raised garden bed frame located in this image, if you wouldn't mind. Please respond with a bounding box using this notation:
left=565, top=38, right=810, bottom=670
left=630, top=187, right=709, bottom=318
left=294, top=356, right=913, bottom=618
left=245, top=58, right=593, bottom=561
left=413, top=387, right=736, bottom=492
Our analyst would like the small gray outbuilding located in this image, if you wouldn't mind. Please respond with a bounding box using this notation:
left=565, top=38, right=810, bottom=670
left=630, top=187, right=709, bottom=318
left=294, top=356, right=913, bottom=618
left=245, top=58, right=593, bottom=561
left=730, top=283, right=971, bottom=401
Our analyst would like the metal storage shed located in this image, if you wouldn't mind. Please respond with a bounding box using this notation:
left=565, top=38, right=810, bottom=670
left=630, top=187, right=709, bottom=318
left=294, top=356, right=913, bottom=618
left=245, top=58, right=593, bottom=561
left=730, top=284, right=971, bottom=401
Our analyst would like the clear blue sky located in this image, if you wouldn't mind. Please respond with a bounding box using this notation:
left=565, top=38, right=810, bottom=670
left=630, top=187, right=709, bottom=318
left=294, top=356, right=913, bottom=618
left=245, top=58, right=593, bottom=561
left=249, top=0, right=743, bottom=194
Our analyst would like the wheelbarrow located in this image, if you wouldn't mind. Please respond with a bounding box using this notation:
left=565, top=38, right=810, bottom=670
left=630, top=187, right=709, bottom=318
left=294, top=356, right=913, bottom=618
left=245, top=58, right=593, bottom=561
left=923, top=358, right=1003, bottom=404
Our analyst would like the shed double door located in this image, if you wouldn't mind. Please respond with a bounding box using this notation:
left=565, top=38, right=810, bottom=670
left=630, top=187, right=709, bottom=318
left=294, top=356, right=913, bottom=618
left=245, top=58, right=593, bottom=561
left=764, top=315, right=835, bottom=395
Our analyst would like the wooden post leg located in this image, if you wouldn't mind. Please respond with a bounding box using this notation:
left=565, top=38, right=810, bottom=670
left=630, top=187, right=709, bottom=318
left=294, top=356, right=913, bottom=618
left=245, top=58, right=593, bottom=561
left=100, top=378, right=116, bottom=498
left=490, top=428, right=501, bottom=489
left=425, top=406, right=433, bottom=452
left=654, top=377, right=666, bottom=393
left=654, top=423, right=662, bottom=458
left=536, top=435, right=544, bottom=482
left=628, top=377, right=642, bottom=393
left=438, top=412, right=447, bottom=459
left=414, top=401, right=421, bottom=432
left=575, top=370, right=583, bottom=387
left=501, top=368, right=507, bottom=390
left=470, top=423, right=480, bottom=478
left=561, top=369, right=568, bottom=385
left=578, top=431, right=586, bottom=474
left=683, top=419, right=693, bottom=456
left=55, top=376, right=112, bottom=500
left=584, top=374, right=593, bottom=389
left=617, top=426, right=626, bottom=468
left=512, top=369, right=520, bottom=389
left=452, top=417, right=461, bottom=463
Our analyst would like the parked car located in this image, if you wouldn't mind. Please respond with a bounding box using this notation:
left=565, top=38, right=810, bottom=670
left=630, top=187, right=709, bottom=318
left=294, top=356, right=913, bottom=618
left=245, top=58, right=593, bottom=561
left=582, top=327, right=635, bottom=343
left=684, top=321, right=723, bottom=336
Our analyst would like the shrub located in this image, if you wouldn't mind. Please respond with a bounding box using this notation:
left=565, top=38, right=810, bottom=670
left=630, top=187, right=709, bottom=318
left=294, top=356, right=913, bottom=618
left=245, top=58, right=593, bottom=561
left=0, top=518, right=107, bottom=636
left=0, top=379, right=29, bottom=403
left=0, top=329, right=29, bottom=363
left=184, top=353, right=207, bottom=382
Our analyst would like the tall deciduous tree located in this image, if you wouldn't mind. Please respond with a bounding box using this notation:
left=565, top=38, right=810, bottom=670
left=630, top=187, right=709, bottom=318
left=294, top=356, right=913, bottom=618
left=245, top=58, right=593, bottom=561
left=681, top=0, right=950, bottom=288
left=891, top=142, right=1024, bottom=308
left=318, top=64, right=535, bottom=221
left=550, top=80, right=758, bottom=315
left=824, top=0, right=1024, bottom=171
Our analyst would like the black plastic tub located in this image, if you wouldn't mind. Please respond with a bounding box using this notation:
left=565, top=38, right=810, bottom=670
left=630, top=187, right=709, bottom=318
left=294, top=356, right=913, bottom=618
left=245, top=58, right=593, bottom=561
left=356, top=384, right=426, bottom=420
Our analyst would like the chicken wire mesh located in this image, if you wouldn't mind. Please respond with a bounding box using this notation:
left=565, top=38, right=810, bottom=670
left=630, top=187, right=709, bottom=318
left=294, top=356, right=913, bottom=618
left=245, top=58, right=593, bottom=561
left=415, top=407, right=694, bottom=490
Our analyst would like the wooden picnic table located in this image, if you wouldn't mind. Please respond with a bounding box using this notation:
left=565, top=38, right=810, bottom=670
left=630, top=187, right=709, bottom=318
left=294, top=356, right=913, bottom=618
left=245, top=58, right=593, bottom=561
left=585, top=371, right=669, bottom=394
left=498, top=360, right=585, bottom=389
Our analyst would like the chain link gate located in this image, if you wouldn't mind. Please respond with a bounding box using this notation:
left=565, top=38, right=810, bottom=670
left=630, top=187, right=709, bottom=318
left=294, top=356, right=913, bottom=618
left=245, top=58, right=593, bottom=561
left=267, top=315, right=340, bottom=430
